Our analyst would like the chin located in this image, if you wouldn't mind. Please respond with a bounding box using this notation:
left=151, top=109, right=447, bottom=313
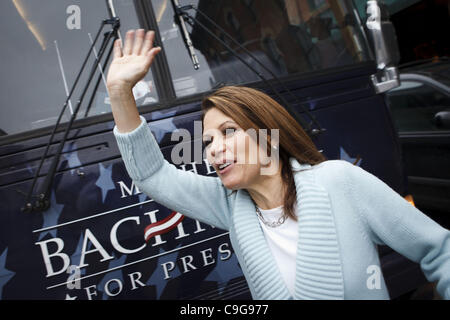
left=220, top=177, right=242, bottom=190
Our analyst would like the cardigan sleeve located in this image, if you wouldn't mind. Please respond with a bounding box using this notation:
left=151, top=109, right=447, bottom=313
left=113, top=115, right=232, bottom=230
left=345, top=162, right=450, bottom=300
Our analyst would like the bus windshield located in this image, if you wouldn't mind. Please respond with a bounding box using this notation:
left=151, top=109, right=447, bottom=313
left=157, top=0, right=372, bottom=97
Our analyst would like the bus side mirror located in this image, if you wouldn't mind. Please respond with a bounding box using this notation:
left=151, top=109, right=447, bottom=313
left=378, top=2, right=400, bottom=66
left=366, top=0, right=401, bottom=93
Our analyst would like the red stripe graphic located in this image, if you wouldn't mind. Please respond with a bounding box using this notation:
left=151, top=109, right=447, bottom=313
left=144, top=211, right=185, bottom=242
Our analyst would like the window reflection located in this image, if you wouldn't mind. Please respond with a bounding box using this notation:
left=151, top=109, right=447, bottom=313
left=154, top=0, right=370, bottom=98
left=0, top=0, right=157, bottom=136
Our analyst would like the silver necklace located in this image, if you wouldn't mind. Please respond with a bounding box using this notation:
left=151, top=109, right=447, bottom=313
left=255, top=205, right=287, bottom=228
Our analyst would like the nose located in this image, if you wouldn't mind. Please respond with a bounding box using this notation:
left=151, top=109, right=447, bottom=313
left=210, top=136, right=226, bottom=158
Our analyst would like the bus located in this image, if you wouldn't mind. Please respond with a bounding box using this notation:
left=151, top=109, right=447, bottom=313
left=0, top=0, right=429, bottom=300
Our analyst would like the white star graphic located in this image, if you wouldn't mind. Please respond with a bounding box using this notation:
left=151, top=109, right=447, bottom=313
left=339, top=146, right=362, bottom=166
left=95, top=163, right=115, bottom=203
left=146, top=246, right=182, bottom=299
left=97, top=254, right=127, bottom=300
left=149, top=116, right=177, bottom=143
left=204, top=248, right=243, bottom=295
left=0, top=248, right=16, bottom=299
left=62, top=142, right=82, bottom=174
left=38, top=190, right=64, bottom=240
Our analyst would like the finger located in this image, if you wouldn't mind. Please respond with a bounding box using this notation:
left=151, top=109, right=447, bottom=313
left=132, top=29, right=145, bottom=55
left=144, top=46, right=161, bottom=69
left=141, top=30, right=155, bottom=55
left=123, top=30, right=135, bottom=55
left=113, top=39, right=123, bottom=59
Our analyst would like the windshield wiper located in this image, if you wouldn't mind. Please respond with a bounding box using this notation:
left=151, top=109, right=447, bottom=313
left=22, top=18, right=120, bottom=213
left=173, top=3, right=325, bottom=136
left=172, top=0, right=200, bottom=70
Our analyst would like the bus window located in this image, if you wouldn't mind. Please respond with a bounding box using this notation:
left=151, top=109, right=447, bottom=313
left=0, top=0, right=158, bottom=137
left=153, top=0, right=371, bottom=98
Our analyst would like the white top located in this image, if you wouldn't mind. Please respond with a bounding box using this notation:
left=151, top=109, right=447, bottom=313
left=257, top=204, right=298, bottom=296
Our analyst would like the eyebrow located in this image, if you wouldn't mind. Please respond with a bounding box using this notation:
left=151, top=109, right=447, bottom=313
left=202, top=120, right=235, bottom=140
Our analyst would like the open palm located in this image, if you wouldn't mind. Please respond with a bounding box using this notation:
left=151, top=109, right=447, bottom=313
left=106, top=29, right=161, bottom=90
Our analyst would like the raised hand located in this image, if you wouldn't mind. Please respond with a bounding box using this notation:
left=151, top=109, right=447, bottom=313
left=106, top=29, right=161, bottom=91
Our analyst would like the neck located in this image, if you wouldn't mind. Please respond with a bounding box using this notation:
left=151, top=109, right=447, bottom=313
left=246, top=163, right=285, bottom=210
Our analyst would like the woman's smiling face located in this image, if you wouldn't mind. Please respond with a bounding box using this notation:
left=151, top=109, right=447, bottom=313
left=202, top=107, right=264, bottom=190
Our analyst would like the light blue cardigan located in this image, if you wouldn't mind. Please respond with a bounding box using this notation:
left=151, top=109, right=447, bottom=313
left=114, top=115, right=450, bottom=300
